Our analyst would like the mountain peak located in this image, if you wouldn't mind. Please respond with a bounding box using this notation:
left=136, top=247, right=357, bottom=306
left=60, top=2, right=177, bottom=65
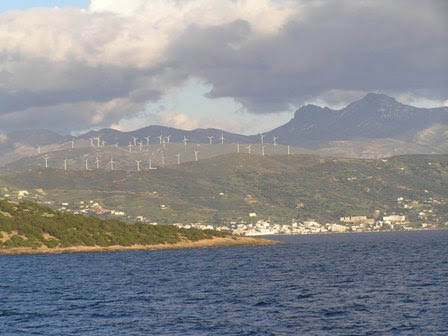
left=355, top=92, right=400, bottom=106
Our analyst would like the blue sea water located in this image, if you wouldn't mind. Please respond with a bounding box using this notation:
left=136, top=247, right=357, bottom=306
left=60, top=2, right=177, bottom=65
left=1, top=231, right=447, bottom=335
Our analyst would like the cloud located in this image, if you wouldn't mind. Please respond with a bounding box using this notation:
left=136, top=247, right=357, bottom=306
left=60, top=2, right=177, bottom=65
left=0, top=0, right=446, bottom=132
left=0, top=133, right=7, bottom=143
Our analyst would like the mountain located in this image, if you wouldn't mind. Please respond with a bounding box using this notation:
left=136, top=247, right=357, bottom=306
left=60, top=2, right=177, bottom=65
left=1, top=93, right=447, bottom=165
left=78, top=126, right=253, bottom=147
left=267, top=93, right=448, bottom=146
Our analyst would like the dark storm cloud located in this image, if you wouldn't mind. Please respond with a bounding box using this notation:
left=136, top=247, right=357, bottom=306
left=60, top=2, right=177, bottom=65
left=0, top=0, right=446, bottom=132
left=169, top=0, right=448, bottom=112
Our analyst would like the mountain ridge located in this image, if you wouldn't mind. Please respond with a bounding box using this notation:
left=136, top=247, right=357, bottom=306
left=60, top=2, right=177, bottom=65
left=1, top=93, right=447, bottom=164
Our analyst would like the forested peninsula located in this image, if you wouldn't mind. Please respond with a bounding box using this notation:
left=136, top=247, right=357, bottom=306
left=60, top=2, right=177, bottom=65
left=0, top=199, right=277, bottom=255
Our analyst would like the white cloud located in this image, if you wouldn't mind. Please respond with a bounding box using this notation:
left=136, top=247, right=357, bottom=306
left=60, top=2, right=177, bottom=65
left=0, top=133, right=8, bottom=143
left=0, top=0, right=446, bottom=132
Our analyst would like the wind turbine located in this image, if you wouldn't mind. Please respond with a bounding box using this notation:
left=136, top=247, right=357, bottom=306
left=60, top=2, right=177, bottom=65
left=43, top=155, right=50, bottom=168
left=94, top=136, right=101, bottom=147
left=148, top=159, right=157, bottom=170
left=260, top=133, right=266, bottom=145
left=182, top=136, right=188, bottom=147
left=135, top=160, right=141, bottom=171
left=246, top=145, right=252, bottom=154
left=287, top=145, right=291, bottom=155
left=273, top=136, right=278, bottom=146
left=85, top=159, right=89, bottom=170
left=262, top=145, right=265, bottom=156
left=114, top=142, right=119, bottom=148
left=165, top=135, right=171, bottom=144
left=89, top=138, right=94, bottom=147
left=64, top=159, right=67, bottom=171
left=37, top=145, right=41, bottom=154
left=70, top=139, right=75, bottom=149
left=128, top=142, right=133, bottom=153
left=133, top=136, right=138, bottom=146
left=237, top=143, right=240, bottom=153
left=176, top=153, right=181, bottom=165
left=208, top=136, right=213, bottom=145
left=109, top=158, right=115, bottom=170
left=220, top=134, right=225, bottom=144
left=101, top=140, right=106, bottom=147
left=162, top=138, right=166, bottom=148
left=157, top=135, right=163, bottom=144
left=145, top=136, right=151, bottom=146
left=194, top=150, right=199, bottom=161
left=95, top=157, right=101, bottom=169
left=138, top=141, right=143, bottom=152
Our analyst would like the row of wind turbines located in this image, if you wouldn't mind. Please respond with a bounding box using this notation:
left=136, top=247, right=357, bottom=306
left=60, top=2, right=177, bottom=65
left=37, top=133, right=293, bottom=171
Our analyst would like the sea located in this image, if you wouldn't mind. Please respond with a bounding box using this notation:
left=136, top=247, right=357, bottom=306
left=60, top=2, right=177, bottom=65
left=1, top=231, right=447, bottom=335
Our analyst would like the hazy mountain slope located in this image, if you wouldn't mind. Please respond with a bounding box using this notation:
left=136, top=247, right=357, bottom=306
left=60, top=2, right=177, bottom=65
left=1, top=93, right=447, bottom=165
left=268, top=93, right=448, bottom=146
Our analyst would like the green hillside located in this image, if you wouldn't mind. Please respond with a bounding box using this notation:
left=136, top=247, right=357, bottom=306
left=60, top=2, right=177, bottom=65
left=0, top=199, right=228, bottom=249
left=1, top=153, right=448, bottom=224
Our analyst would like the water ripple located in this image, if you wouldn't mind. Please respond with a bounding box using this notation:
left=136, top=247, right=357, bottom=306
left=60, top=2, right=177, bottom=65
left=1, top=231, right=447, bottom=335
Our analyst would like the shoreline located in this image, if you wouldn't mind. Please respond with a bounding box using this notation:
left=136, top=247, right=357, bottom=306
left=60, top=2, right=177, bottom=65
left=246, top=227, right=448, bottom=237
left=0, top=236, right=282, bottom=256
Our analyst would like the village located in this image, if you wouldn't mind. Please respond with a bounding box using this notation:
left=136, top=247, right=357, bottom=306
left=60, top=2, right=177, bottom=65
left=1, top=187, right=446, bottom=236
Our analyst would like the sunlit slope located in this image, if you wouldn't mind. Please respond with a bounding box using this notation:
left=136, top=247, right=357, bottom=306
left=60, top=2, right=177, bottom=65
left=1, top=154, right=447, bottom=223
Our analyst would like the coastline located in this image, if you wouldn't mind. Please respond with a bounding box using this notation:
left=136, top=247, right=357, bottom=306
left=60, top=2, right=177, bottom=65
left=0, top=236, right=282, bottom=256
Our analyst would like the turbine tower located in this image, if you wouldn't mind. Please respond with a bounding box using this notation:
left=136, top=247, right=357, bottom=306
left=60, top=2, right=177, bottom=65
left=85, top=159, right=89, bottom=170
left=94, top=136, right=101, bottom=147
left=161, top=154, right=165, bottom=165
left=220, top=134, right=225, bottom=144
left=95, top=157, right=101, bottom=169
left=176, top=153, right=181, bottom=165
left=135, top=160, right=141, bottom=171
left=101, top=140, right=106, bottom=147
left=64, top=159, right=67, bottom=171
left=37, top=145, right=41, bottom=154
left=273, top=136, right=278, bottom=146
left=260, top=133, right=266, bottom=145
left=133, top=136, right=138, bottom=146
left=148, top=159, right=157, bottom=170
left=246, top=145, right=252, bottom=155
left=208, top=136, right=213, bottom=145
left=43, top=155, right=49, bottom=168
left=182, top=136, right=188, bottom=147
left=128, top=142, right=133, bottom=153
left=89, top=138, right=94, bottom=147
left=165, top=135, right=171, bottom=144
left=287, top=145, right=291, bottom=155
left=157, top=135, right=163, bottom=144
left=70, top=139, right=75, bottom=149
left=162, top=139, right=166, bottom=148
left=237, top=143, right=240, bottom=153
left=109, top=158, right=115, bottom=170
left=138, top=141, right=143, bottom=152
left=145, top=136, right=151, bottom=146
left=262, top=145, right=265, bottom=156
left=194, top=150, right=199, bottom=161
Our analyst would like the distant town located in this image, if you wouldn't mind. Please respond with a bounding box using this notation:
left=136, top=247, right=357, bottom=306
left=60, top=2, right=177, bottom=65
left=2, top=187, right=446, bottom=236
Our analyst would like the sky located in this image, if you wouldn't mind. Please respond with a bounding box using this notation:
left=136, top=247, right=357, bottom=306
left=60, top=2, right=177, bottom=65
left=0, top=0, right=447, bottom=135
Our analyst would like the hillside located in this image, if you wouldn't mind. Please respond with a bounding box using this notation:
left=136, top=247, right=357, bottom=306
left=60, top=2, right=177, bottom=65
left=1, top=153, right=448, bottom=225
left=0, top=199, right=277, bottom=254
left=1, top=93, right=447, bottom=166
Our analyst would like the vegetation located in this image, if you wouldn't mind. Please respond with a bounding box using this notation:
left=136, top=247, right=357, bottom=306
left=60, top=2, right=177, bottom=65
left=0, top=200, right=228, bottom=249
left=1, top=153, right=448, bottom=224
